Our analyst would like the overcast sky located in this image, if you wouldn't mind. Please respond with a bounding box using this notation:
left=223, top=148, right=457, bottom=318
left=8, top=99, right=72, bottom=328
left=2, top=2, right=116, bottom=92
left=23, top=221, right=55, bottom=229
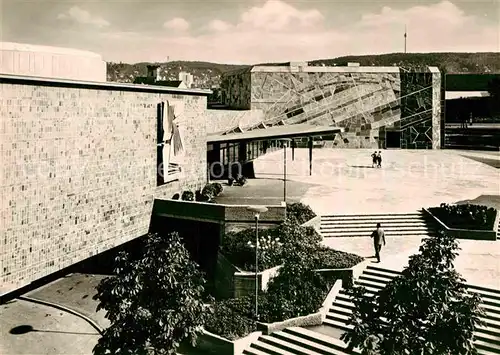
left=1, top=0, right=499, bottom=64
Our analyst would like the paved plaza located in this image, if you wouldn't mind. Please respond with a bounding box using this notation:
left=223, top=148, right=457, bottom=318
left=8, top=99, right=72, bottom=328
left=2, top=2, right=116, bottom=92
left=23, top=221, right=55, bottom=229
left=253, top=148, right=500, bottom=290
left=254, top=148, right=499, bottom=214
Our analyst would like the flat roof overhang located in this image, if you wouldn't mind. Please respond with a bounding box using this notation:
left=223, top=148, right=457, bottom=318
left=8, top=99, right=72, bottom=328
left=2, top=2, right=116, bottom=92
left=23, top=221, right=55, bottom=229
left=207, top=124, right=344, bottom=144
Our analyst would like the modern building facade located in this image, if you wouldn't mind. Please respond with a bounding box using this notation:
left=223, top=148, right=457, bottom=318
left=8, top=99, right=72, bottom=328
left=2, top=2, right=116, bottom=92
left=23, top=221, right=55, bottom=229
left=221, top=62, right=441, bottom=149
left=0, top=73, right=211, bottom=296
left=0, top=42, right=107, bottom=82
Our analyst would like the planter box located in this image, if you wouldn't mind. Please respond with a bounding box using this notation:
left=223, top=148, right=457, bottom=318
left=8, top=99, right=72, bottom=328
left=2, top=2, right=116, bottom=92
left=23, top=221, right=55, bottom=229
left=197, top=329, right=262, bottom=355
left=255, top=279, right=344, bottom=335
left=301, top=215, right=321, bottom=235
left=215, top=252, right=283, bottom=299
left=423, top=208, right=498, bottom=241
left=314, top=259, right=370, bottom=288
left=257, top=311, right=323, bottom=335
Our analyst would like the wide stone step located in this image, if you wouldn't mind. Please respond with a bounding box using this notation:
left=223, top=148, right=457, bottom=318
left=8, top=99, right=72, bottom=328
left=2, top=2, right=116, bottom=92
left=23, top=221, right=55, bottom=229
left=272, top=330, right=347, bottom=355
left=260, top=333, right=323, bottom=355
left=320, top=225, right=433, bottom=232
left=358, top=274, right=393, bottom=285
left=322, top=213, right=423, bottom=220
left=321, top=220, right=429, bottom=226
left=365, top=266, right=402, bottom=276
left=249, top=338, right=296, bottom=355
left=354, top=278, right=387, bottom=289
left=362, top=270, right=397, bottom=282
left=243, top=346, right=277, bottom=355
left=321, top=230, right=434, bottom=237
left=323, top=317, right=354, bottom=331
left=283, top=327, right=360, bottom=354
left=475, top=338, right=500, bottom=353
left=475, top=331, right=500, bottom=346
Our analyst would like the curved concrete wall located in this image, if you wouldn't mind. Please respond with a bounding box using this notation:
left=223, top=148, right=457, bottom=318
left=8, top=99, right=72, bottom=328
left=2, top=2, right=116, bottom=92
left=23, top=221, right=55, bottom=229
left=0, top=42, right=107, bottom=82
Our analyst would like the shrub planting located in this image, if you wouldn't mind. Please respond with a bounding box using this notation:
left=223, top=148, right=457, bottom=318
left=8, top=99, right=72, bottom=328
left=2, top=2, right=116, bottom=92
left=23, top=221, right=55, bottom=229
left=204, top=298, right=257, bottom=341
left=181, top=190, right=195, bottom=201
left=286, top=202, right=317, bottom=225
left=430, top=203, right=497, bottom=230
left=312, top=247, right=364, bottom=269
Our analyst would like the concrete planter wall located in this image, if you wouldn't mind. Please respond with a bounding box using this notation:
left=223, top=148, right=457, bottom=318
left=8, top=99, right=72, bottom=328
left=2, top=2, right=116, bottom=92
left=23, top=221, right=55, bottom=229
left=257, top=311, right=323, bottom=335
left=300, top=215, right=321, bottom=234
left=320, top=279, right=343, bottom=322
left=216, top=213, right=319, bottom=298
left=314, top=259, right=370, bottom=288
left=423, top=208, right=498, bottom=241
left=197, top=329, right=262, bottom=355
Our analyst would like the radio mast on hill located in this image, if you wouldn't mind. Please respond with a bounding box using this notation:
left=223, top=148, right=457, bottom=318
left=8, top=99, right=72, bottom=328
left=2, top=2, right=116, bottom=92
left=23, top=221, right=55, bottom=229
left=404, top=25, right=407, bottom=53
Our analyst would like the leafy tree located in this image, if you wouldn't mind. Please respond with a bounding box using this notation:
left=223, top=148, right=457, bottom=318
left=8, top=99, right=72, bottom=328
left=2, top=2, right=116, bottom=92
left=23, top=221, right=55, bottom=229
left=93, top=232, right=213, bottom=355
left=341, top=230, right=485, bottom=355
left=261, top=247, right=331, bottom=322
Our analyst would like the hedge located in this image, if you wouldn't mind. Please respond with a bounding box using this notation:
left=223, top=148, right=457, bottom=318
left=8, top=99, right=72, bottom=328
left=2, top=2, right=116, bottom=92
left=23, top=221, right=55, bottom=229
left=429, top=203, right=497, bottom=230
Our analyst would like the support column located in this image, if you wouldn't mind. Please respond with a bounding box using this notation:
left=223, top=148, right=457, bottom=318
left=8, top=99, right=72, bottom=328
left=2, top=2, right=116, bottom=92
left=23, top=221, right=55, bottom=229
left=291, top=139, right=295, bottom=161
left=308, top=137, right=313, bottom=176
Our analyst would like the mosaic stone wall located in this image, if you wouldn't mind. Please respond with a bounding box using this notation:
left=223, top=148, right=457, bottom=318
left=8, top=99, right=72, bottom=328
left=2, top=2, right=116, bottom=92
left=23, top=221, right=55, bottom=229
left=221, top=66, right=441, bottom=149
left=399, top=68, right=437, bottom=149
left=249, top=69, right=401, bottom=148
left=0, top=80, right=208, bottom=295
left=205, top=108, right=264, bottom=134
left=221, top=68, right=252, bottom=110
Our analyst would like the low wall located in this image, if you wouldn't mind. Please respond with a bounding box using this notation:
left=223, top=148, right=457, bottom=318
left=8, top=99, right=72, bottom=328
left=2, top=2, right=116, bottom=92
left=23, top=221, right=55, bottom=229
left=315, top=259, right=370, bottom=288
left=301, top=215, right=321, bottom=235
left=423, top=208, right=497, bottom=241
left=154, top=199, right=286, bottom=224
left=197, top=329, right=262, bottom=355
left=320, top=279, right=343, bottom=322
left=257, top=311, right=322, bottom=335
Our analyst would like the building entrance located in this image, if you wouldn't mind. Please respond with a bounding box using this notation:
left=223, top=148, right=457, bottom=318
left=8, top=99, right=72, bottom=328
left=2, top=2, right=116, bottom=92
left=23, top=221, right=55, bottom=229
left=386, top=131, right=401, bottom=148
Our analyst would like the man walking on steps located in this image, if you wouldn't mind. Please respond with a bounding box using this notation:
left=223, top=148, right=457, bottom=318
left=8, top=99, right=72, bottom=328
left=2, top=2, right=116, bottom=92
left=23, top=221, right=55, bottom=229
left=371, top=223, right=386, bottom=263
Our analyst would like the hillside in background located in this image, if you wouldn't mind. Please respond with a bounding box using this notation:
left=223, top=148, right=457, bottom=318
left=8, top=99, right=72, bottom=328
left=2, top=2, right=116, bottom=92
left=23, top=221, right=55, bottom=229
left=107, top=52, right=500, bottom=88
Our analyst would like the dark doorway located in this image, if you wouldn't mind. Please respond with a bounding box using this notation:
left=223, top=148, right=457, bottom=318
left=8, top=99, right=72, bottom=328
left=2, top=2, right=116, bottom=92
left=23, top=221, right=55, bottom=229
left=149, top=215, right=222, bottom=294
left=386, top=131, right=401, bottom=148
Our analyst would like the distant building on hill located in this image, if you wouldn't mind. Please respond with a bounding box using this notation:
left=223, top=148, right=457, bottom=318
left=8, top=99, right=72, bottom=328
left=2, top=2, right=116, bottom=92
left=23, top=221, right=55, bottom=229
left=134, top=65, right=187, bottom=88
left=179, top=71, right=194, bottom=88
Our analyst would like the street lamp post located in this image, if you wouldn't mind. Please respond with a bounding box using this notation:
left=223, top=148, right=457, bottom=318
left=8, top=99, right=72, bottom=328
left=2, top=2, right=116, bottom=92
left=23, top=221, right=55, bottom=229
left=246, top=205, right=268, bottom=320
left=279, top=138, right=292, bottom=204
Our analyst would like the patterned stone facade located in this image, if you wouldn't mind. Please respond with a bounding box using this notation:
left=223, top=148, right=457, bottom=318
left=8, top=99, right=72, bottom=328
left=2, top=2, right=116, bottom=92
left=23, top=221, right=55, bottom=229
left=221, top=65, right=441, bottom=149
left=205, top=108, right=264, bottom=134
left=0, top=78, right=208, bottom=295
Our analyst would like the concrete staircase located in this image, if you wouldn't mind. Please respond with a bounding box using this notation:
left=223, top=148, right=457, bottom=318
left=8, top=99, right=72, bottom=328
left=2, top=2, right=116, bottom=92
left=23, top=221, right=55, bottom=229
left=243, top=326, right=358, bottom=355
left=324, top=265, right=500, bottom=354
left=320, top=211, right=437, bottom=238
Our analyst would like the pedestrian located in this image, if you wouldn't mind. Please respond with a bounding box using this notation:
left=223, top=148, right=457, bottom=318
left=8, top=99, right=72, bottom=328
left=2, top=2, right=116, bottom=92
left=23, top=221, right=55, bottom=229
left=376, top=151, right=382, bottom=168
left=371, top=151, right=377, bottom=168
left=371, top=223, right=386, bottom=263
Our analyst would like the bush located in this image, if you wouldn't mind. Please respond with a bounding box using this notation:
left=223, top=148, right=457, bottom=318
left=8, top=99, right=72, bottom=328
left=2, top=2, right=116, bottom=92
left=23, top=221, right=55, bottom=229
left=236, top=174, right=247, bottom=186
left=312, top=247, right=364, bottom=269
left=211, top=182, right=224, bottom=196
left=172, top=193, right=180, bottom=200
left=204, top=298, right=257, bottom=340
left=260, top=250, right=332, bottom=323
left=286, top=202, right=317, bottom=224
left=430, top=203, right=496, bottom=230
left=181, top=191, right=195, bottom=201
left=221, top=228, right=283, bottom=272
left=221, top=218, right=324, bottom=272
left=228, top=177, right=235, bottom=186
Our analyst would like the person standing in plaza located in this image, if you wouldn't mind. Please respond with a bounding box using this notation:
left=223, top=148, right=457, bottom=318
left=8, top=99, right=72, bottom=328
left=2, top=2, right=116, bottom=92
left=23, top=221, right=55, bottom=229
left=371, top=223, right=386, bottom=263
left=371, top=151, right=377, bottom=168
left=376, top=151, right=382, bottom=168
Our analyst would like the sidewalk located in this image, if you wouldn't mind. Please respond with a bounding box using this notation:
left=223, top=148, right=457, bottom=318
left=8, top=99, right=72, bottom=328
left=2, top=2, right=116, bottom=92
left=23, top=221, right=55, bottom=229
left=0, top=298, right=99, bottom=355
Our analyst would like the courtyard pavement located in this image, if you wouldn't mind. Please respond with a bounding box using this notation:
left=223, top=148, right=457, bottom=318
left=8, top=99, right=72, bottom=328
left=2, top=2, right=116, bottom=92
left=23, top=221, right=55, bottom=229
left=0, top=298, right=100, bottom=355
left=253, top=148, right=500, bottom=215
